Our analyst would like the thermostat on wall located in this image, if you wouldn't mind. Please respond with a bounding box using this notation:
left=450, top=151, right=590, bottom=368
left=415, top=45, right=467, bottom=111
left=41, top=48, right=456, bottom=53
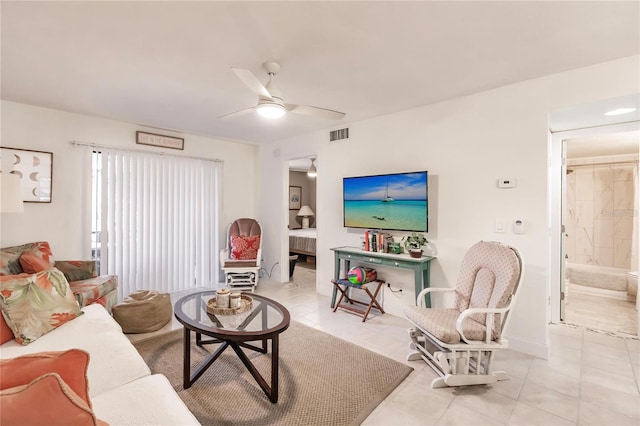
left=497, top=178, right=517, bottom=188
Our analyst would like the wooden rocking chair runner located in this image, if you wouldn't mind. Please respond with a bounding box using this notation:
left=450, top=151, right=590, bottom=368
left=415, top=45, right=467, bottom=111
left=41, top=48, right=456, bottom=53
left=405, top=241, right=523, bottom=388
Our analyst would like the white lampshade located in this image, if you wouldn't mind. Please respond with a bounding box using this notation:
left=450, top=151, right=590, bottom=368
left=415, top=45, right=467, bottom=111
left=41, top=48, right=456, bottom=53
left=0, top=173, right=24, bottom=213
left=297, top=205, right=315, bottom=229
left=296, top=205, right=315, bottom=217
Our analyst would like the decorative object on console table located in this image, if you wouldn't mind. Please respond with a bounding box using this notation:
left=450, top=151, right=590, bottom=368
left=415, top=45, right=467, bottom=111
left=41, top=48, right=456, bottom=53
left=402, top=232, right=428, bottom=258
left=387, top=241, right=402, bottom=254
left=289, top=186, right=302, bottom=210
left=0, top=147, right=52, bottom=203
left=0, top=172, right=24, bottom=212
left=297, top=205, right=315, bottom=229
left=136, top=131, right=184, bottom=150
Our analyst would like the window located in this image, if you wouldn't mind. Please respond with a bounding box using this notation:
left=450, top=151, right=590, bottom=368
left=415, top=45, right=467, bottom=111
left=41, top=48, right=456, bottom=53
left=90, top=148, right=220, bottom=299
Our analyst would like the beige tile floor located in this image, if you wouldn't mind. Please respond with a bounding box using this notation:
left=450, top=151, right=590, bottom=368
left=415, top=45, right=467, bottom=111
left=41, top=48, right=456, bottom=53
left=564, top=282, right=638, bottom=337
left=127, top=265, right=640, bottom=425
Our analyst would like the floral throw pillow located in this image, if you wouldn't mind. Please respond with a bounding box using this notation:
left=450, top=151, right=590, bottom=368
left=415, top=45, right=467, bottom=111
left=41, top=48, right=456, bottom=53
left=19, top=252, right=52, bottom=274
left=0, top=268, right=83, bottom=345
left=0, top=241, right=55, bottom=276
left=230, top=235, right=261, bottom=260
left=54, top=260, right=98, bottom=282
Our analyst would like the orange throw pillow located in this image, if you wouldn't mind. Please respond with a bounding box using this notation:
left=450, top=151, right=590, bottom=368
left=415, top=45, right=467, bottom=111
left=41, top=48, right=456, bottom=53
left=0, top=349, right=91, bottom=406
left=0, top=314, right=13, bottom=345
left=19, top=251, right=53, bottom=274
left=0, top=373, right=99, bottom=426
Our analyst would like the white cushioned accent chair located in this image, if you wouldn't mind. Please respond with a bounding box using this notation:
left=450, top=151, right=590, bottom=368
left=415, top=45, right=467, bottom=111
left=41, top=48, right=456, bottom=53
left=220, top=218, right=262, bottom=291
left=405, top=241, right=524, bottom=388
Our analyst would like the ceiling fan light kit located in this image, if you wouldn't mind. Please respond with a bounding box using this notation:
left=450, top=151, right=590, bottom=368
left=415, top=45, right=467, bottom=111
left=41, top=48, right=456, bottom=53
left=222, top=61, right=346, bottom=121
left=307, top=158, right=317, bottom=177
left=257, top=103, right=286, bottom=119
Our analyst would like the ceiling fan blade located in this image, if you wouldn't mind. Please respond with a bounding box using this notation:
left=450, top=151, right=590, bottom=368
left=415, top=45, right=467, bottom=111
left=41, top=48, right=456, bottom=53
left=287, top=104, right=345, bottom=120
left=218, top=107, right=256, bottom=119
left=231, top=68, right=272, bottom=99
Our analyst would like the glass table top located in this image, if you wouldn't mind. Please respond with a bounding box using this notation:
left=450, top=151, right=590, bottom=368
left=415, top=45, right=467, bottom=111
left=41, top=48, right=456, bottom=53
left=174, top=290, right=289, bottom=336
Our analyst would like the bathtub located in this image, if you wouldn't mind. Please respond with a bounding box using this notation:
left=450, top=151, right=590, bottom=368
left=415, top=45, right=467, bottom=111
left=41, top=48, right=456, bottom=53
left=628, top=271, right=638, bottom=298
left=565, top=263, right=629, bottom=292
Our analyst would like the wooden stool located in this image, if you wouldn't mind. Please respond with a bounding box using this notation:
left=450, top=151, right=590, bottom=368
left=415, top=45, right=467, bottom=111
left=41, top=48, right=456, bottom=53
left=331, top=279, right=385, bottom=322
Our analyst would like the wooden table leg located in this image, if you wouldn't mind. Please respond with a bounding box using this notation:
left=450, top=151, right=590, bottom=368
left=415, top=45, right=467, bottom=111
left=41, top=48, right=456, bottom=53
left=271, top=335, right=279, bottom=403
left=230, top=338, right=280, bottom=403
left=183, top=328, right=191, bottom=389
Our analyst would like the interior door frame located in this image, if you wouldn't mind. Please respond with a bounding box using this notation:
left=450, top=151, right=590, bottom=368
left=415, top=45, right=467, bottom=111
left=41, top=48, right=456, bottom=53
left=281, top=153, right=317, bottom=283
left=549, top=121, right=639, bottom=324
left=560, top=139, right=567, bottom=321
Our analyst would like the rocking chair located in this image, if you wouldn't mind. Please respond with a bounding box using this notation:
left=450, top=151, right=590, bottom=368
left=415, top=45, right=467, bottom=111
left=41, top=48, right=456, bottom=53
left=406, top=241, right=523, bottom=388
left=219, top=218, right=262, bottom=291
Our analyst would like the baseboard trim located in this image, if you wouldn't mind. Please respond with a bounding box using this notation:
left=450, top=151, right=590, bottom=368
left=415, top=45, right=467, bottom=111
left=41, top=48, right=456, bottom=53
left=504, top=334, right=549, bottom=359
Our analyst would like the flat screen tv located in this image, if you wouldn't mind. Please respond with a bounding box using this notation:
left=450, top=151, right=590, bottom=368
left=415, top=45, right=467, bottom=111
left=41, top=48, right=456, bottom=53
left=343, top=171, right=428, bottom=232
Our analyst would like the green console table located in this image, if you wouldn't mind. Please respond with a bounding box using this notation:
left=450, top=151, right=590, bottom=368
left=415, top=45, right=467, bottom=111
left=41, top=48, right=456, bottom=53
left=330, top=246, right=435, bottom=308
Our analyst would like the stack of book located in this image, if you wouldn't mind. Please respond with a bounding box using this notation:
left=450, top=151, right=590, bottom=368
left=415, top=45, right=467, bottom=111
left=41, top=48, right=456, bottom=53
left=363, top=230, right=396, bottom=253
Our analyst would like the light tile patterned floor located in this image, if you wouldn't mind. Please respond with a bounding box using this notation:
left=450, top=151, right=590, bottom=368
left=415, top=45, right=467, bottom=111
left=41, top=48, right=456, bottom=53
left=564, top=282, right=638, bottom=337
left=127, top=266, right=640, bottom=425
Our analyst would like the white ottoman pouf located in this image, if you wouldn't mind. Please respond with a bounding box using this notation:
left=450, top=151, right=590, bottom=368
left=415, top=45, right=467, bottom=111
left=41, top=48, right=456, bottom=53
left=112, top=290, right=172, bottom=334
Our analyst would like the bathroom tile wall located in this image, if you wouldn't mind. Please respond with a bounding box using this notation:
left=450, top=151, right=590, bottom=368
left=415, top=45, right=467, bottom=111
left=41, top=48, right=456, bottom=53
left=566, top=155, right=637, bottom=268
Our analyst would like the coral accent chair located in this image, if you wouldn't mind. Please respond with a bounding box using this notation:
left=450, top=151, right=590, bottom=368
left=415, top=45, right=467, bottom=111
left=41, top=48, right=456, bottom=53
left=219, top=218, right=262, bottom=291
left=405, top=241, right=523, bottom=388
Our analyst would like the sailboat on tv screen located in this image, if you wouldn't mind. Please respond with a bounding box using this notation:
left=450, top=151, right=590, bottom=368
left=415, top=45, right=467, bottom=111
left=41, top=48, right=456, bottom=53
left=381, top=181, right=394, bottom=203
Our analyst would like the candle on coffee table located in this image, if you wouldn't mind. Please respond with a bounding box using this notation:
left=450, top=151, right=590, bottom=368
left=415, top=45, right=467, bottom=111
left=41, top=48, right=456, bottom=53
left=216, top=288, right=230, bottom=308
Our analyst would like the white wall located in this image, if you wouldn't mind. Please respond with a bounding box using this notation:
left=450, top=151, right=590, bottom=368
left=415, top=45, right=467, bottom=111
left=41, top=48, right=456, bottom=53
left=259, top=55, right=640, bottom=358
left=0, top=101, right=258, bottom=259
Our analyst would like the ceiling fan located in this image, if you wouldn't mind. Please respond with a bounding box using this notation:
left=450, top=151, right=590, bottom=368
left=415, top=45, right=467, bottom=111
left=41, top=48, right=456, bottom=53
left=220, top=61, right=345, bottom=120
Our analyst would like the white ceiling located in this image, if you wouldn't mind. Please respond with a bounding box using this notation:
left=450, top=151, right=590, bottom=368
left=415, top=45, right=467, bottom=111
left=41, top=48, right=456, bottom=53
left=549, top=94, right=640, bottom=133
left=2, top=1, right=639, bottom=144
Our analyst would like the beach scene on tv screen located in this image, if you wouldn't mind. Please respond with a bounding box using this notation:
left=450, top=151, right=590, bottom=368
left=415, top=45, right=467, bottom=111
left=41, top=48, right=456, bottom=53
left=344, top=172, right=428, bottom=231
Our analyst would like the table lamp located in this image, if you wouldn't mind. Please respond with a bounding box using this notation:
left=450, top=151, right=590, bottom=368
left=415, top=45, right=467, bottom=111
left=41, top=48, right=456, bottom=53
left=296, top=205, right=315, bottom=229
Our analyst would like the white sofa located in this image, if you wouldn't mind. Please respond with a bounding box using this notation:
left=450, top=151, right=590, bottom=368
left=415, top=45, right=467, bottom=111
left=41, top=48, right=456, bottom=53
left=0, top=303, right=199, bottom=425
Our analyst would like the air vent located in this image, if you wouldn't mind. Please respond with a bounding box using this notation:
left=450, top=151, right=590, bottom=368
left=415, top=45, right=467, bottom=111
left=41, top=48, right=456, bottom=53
left=329, top=128, right=349, bottom=142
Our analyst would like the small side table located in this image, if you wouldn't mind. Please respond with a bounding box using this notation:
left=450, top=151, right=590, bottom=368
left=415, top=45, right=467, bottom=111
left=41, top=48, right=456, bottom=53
left=331, top=279, right=385, bottom=322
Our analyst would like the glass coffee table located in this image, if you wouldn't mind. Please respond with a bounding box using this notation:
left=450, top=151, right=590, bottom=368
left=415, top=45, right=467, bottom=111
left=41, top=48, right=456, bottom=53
left=174, top=290, right=290, bottom=403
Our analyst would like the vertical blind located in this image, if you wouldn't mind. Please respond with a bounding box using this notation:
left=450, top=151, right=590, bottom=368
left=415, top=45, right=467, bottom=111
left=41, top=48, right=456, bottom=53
left=91, top=146, right=220, bottom=299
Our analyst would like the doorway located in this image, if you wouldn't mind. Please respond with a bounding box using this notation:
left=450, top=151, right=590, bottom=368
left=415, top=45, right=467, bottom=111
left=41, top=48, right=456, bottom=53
left=561, top=131, right=639, bottom=336
left=286, top=156, right=317, bottom=289
left=549, top=95, right=640, bottom=337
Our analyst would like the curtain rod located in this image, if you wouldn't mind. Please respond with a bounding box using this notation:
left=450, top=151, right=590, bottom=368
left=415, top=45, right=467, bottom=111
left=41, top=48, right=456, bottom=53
left=567, top=160, right=638, bottom=168
left=70, top=141, right=223, bottom=163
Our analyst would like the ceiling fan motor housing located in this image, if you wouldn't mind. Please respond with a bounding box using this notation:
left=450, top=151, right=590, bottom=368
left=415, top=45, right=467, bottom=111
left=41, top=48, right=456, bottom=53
left=262, top=83, right=284, bottom=107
